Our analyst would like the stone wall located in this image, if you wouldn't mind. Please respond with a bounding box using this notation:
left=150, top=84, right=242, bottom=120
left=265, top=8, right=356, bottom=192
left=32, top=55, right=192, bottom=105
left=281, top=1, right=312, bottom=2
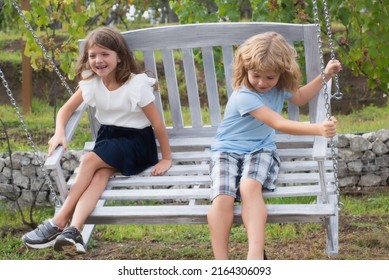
left=337, top=129, right=389, bottom=188
left=1, top=129, right=388, bottom=205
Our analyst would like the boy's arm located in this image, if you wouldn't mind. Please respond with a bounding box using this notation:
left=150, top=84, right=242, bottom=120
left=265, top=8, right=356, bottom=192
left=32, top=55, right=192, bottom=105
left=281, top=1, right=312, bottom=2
left=250, top=105, right=337, bottom=138
left=288, top=60, right=342, bottom=106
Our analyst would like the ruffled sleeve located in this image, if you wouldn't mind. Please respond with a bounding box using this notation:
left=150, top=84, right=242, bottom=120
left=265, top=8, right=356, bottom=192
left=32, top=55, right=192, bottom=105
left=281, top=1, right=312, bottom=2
left=79, top=72, right=97, bottom=107
left=128, top=73, right=156, bottom=110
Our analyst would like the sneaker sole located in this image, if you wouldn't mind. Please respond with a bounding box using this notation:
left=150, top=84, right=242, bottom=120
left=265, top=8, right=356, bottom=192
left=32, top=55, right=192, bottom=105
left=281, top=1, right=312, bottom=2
left=54, top=237, right=85, bottom=256
left=23, top=238, right=57, bottom=249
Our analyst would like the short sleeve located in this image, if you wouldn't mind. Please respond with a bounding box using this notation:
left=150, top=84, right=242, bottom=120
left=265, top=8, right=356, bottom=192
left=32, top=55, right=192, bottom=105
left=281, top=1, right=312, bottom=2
left=284, top=91, right=293, bottom=100
left=236, top=90, right=264, bottom=117
left=79, top=75, right=97, bottom=107
left=132, top=73, right=156, bottom=108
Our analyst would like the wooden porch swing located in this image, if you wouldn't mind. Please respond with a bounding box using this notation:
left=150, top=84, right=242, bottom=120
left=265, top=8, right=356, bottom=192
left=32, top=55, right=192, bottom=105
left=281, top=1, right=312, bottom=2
left=6, top=0, right=342, bottom=257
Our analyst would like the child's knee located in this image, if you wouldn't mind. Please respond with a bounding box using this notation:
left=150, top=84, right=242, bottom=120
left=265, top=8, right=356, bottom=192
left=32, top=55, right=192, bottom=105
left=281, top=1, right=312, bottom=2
left=208, top=195, right=235, bottom=216
left=239, top=178, right=262, bottom=198
left=80, top=152, right=97, bottom=163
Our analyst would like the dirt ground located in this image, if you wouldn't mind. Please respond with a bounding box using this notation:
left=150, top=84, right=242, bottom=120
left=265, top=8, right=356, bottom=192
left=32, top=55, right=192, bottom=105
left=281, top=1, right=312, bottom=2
left=34, top=187, right=385, bottom=261
left=70, top=214, right=388, bottom=260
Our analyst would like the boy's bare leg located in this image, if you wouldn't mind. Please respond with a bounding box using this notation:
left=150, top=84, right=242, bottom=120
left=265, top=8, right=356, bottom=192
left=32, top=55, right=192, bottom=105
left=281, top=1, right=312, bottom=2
left=240, top=178, right=267, bottom=260
left=207, top=195, right=235, bottom=259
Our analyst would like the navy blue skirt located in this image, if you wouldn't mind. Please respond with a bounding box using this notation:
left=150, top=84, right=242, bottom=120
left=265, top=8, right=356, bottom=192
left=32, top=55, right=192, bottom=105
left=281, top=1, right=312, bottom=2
left=93, top=125, right=158, bottom=176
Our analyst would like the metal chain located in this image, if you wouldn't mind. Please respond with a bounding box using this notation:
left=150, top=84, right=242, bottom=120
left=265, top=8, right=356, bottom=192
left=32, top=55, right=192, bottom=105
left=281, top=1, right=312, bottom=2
left=322, top=0, right=343, bottom=101
left=10, top=0, right=73, bottom=96
left=0, top=67, right=62, bottom=207
left=312, top=0, right=344, bottom=211
left=4, top=0, right=79, bottom=207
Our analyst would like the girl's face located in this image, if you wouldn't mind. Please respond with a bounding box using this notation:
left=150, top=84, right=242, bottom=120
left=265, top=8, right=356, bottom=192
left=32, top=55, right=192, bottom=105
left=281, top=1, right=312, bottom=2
left=247, top=70, right=280, bottom=93
left=88, top=44, right=120, bottom=80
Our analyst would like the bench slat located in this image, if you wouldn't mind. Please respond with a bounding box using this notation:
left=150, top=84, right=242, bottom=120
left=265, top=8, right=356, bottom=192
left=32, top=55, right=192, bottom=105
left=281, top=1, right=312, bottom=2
left=84, top=134, right=325, bottom=151
left=67, top=172, right=334, bottom=188
left=100, top=185, right=336, bottom=200
left=85, top=204, right=335, bottom=225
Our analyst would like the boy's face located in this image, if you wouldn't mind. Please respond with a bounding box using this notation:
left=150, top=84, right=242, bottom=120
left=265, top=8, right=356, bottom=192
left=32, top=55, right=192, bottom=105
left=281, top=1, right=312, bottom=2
left=247, top=70, right=280, bottom=93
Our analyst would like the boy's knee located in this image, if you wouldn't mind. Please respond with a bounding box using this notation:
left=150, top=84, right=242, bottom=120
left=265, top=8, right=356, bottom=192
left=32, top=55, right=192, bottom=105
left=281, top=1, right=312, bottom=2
left=239, top=179, right=262, bottom=198
left=209, top=195, right=235, bottom=214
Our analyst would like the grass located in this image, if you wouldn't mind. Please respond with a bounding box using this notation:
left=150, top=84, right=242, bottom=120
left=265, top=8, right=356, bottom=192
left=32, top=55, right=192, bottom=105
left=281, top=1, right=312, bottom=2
left=336, top=105, right=389, bottom=134
left=1, top=188, right=388, bottom=260
left=0, top=32, right=22, bottom=64
left=1, top=98, right=389, bottom=152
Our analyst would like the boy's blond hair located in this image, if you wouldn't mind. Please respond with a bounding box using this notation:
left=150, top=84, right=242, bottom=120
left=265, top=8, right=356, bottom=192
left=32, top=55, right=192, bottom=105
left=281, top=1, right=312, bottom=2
left=232, top=32, right=301, bottom=93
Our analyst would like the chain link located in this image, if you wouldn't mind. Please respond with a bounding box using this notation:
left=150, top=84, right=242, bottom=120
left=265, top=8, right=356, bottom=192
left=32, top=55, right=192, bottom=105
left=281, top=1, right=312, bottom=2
left=4, top=0, right=80, bottom=207
left=312, top=0, right=344, bottom=211
left=0, top=68, right=62, bottom=207
left=322, top=0, right=343, bottom=101
left=10, top=0, right=73, bottom=96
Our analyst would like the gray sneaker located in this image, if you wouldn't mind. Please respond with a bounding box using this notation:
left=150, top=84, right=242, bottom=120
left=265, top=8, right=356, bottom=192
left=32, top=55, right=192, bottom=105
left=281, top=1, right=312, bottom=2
left=21, top=219, right=63, bottom=249
left=54, top=226, right=86, bottom=255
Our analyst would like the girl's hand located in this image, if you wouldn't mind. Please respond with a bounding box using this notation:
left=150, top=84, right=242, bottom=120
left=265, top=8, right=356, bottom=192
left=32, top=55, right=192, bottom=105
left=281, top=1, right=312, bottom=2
left=151, top=159, right=172, bottom=176
left=320, top=116, right=337, bottom=138
left=47, top=133, right=67, bottom=156
left=325, top=60, right=342, bottom=80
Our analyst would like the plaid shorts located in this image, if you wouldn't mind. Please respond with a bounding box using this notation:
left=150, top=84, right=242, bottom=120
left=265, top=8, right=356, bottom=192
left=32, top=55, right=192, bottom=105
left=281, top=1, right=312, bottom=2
left=209, top=149, right=280, bottom=201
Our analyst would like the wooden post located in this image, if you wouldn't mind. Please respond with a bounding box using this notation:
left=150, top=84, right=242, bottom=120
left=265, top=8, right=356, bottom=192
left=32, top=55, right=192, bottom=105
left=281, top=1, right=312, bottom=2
left=21, top=0, right=32, bottom=114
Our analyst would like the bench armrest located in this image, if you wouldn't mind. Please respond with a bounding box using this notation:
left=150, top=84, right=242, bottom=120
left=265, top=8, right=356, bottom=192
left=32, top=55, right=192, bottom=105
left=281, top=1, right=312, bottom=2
left=312, top=136, right=328, bottom=160
left=43, top=102, right=87, bottom=201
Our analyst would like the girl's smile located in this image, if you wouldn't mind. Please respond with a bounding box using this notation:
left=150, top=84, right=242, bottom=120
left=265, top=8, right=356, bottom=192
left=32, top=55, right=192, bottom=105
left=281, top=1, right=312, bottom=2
left=88, top=44, right=120, bottom=79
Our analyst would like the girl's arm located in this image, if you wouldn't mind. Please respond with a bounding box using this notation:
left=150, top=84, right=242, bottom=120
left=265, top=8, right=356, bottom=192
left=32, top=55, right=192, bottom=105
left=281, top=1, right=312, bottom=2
left=142, top=102, right=172, bottom=176
left=250, top=105, right=337, bottom=138
left=48, top=88, right=84, bottom=156
left=289, top=60, right=342, bottom=106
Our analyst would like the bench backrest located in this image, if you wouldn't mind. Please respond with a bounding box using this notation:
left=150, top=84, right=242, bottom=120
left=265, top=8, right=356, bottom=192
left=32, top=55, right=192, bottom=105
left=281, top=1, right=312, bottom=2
left=80, top=22, right=323, bottom=139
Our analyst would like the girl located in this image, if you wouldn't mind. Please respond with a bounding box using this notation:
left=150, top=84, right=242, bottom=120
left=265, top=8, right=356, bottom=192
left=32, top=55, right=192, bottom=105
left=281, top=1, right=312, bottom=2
left=207, top=32, right=341, bottom=260
left=22, top=27, right=172, bottom=255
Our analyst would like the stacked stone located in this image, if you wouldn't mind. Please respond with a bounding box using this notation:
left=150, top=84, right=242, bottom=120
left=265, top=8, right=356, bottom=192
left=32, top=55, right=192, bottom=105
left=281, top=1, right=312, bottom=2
left=337, top=129, right=389, bottom=188
left=0, top=150, right=83, bottom=205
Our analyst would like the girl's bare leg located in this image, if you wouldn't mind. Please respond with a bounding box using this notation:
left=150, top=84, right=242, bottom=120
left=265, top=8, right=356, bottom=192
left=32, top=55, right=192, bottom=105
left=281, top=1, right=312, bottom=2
left=70, top=167, right=115, bottom=229
left=240, top=178, right=267, bottom=260
left=52, top=152, right=113, bottom=228
left=207, top=195, right=235, bottom=259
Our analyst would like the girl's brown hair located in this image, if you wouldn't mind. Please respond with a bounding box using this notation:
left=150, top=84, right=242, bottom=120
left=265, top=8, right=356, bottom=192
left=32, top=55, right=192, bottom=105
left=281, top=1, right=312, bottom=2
left=76, top=26, right=141, bottom=83
left=232, top=32, right=301, bottom=93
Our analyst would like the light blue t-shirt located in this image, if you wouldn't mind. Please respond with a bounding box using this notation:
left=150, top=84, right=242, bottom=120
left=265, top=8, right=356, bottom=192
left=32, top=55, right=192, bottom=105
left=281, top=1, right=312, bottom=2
left=211, top=86, right=292, bottom=154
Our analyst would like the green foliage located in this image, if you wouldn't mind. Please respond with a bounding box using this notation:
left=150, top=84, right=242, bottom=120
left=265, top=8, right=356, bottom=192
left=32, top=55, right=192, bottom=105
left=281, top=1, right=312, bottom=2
left=9, top=0, right=116, bottom=80
left=250, top=0, right=310, bottom=23
left=170, top=0, right=388, bottom=95
left=2, top=0, right=388, bottom=94
left=331, top=0, right=389, bottom=92
left=170, top=0, right=219, bottom=23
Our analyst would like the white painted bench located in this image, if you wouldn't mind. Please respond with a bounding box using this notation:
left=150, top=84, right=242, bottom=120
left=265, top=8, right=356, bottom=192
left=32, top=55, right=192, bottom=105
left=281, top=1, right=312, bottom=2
left=44, top=22, right=339, bottom=256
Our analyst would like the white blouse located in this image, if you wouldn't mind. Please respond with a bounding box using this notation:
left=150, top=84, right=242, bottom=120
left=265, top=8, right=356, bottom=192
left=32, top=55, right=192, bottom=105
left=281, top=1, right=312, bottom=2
left=79, top=73, right=156, bottom=129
